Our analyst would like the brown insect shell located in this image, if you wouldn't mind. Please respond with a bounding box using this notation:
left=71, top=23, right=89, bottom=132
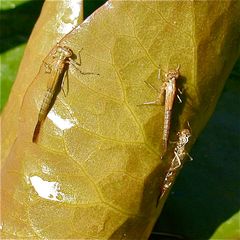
left=164, top=68, right=180, bottom=81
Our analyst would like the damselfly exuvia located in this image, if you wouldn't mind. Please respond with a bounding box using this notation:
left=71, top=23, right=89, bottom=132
left=140, top=65, right=182, bottom=151
left=157, top=127, right=192, bottom=205
left=32, top=43, right=99, bottom=143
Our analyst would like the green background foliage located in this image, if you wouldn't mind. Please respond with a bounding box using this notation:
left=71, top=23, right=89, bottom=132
left=0, top=1, right=239, bottom=239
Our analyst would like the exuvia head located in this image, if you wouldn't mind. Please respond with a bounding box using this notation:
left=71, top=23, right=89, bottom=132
left=181, top=128, right=191, bottom=138
left=177, top=121, right=192, bottom=139
left=56, top=43, right=73, bottom=58
left=165, top=65, right=180, bottom=80
left=178, top=128, right=191, bottom=145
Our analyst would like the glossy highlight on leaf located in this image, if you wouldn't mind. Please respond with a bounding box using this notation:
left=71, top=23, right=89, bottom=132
left=1, top=0, right=240, bottom=239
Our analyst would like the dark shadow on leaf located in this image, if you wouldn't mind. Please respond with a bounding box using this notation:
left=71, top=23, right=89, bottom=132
left=109, top=216, right=149, bottom=239
left=170, top=75, right=187, bottom=135
left=143, top=111, right=163, bottom=153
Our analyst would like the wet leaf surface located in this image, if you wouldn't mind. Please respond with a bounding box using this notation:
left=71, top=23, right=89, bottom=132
left=1, top=1, right=240, bottom=239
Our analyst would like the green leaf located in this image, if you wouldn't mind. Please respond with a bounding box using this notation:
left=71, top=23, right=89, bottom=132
left=0, top=0, right=43, bottom=111
left=210, top=211, right=240, bottom=239
left=1, top=1, right=240, bottom=239
left=0, top=0, right=30, bottom=10
left=0, top=44, right=26, bottom=111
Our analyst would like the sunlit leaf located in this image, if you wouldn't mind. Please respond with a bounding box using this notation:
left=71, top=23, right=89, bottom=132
left=210, top=211, right=240, bottom=239
left=1, top=0, right=240, bottom=239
